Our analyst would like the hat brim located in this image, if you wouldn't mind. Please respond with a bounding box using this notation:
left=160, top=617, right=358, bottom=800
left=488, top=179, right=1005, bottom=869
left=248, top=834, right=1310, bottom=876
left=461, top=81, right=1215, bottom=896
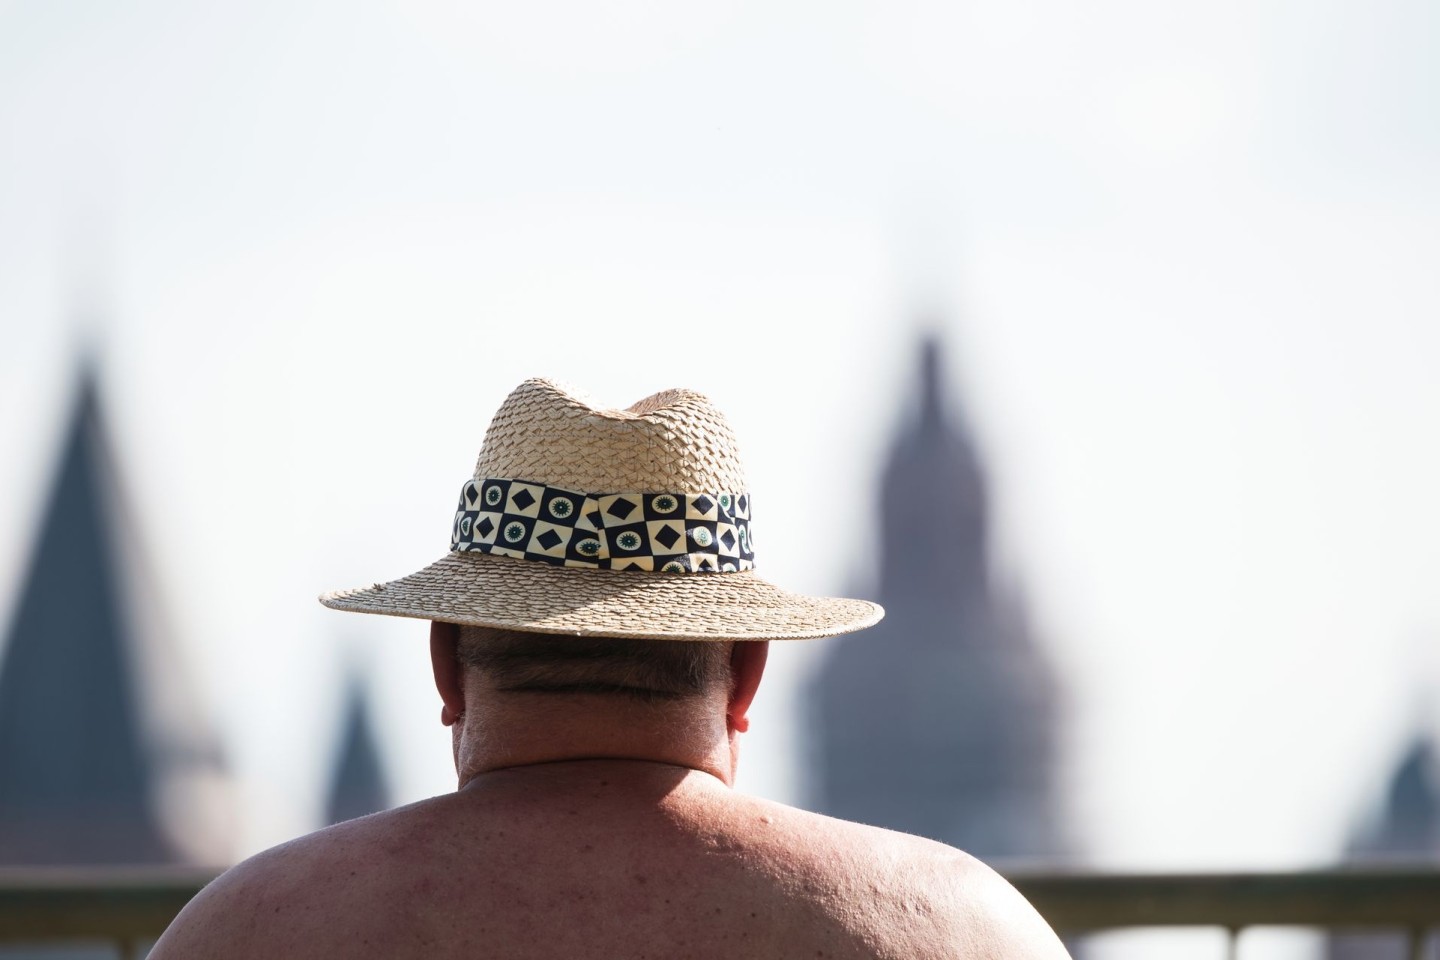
left=319, top=551, right=882, bottom=641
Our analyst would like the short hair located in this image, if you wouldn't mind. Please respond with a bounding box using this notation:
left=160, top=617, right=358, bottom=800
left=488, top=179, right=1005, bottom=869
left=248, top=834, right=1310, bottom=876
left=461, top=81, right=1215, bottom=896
left=456, top=626, right=733, bottom=703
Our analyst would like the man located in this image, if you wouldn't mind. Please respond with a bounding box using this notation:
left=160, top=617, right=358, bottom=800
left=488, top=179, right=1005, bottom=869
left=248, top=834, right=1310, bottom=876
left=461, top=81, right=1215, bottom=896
left=152, top=378, right=1070, bottom=959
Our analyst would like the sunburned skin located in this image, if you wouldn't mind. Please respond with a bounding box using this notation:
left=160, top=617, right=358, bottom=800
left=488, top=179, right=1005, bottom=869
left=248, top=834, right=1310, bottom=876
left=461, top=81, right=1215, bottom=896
left=150, top=627, right=1071, bottom=960
left=152, top=762, right=1068, bottom=960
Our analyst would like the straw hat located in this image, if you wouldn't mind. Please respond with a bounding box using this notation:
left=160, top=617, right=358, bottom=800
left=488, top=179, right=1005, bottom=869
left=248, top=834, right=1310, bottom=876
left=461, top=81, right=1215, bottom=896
left=319, top=378, right=883, bottom=641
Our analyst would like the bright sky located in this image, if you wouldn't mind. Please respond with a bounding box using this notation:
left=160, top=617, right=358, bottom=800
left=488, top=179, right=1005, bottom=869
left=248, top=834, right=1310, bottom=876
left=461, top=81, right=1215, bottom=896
left=1, top=2, right=1438, bottom=956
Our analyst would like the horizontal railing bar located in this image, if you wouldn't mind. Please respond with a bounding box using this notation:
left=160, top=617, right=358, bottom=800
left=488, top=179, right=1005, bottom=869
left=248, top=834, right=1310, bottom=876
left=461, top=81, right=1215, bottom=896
left=0, top=868, right=216, bottom=941
left=1007, top=868, right=1440, bottom=930
left=2, top=867, right=1440, bottom=941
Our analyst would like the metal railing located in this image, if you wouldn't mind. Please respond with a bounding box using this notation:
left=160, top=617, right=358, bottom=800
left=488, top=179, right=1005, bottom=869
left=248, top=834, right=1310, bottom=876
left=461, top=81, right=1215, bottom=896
left=0, top=868, right=212, bottom=959
left=2, top=867, right=1439, bottom=958
left=1011, top=868, right=1440, bottom=959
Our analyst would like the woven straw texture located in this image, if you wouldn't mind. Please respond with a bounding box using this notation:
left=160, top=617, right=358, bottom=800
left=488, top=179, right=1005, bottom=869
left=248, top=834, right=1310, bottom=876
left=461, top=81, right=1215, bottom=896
left=321, top=552, right=883, bottom=640
left=473, top=379, right=749, bottom=492
left=320, top=378, right=884, bottom=640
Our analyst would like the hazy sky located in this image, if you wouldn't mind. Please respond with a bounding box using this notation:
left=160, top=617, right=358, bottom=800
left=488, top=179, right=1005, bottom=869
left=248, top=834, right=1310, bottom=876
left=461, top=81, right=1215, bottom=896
left=2, top=3, right=1438, bottom=955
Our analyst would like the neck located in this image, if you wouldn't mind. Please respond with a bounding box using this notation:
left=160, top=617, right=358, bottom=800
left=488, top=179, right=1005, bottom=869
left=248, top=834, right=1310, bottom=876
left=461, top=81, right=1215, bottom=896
left=453, top=680, right=739, bottom=789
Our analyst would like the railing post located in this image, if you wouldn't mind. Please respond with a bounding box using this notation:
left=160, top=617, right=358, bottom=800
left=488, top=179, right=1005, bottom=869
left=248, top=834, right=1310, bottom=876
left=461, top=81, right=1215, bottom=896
left=1407, top=928, right=1425, bottom=960
left=1225, top=926, right=1240, bottom=960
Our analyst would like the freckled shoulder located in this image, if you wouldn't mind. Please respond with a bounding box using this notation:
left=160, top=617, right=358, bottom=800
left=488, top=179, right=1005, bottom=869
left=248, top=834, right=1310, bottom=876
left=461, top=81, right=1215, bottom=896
left=151, top=785, right=1068, bottom=960
left=148, top=840, right=305, bottom=960
left=149, top=801, right=450, bottom=960
left=717, top=794, right=1072, bottom=960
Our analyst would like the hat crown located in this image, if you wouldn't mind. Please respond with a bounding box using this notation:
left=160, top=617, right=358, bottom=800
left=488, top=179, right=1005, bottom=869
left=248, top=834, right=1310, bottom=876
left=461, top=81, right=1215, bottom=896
left=473, top=378, right=748, bottom=492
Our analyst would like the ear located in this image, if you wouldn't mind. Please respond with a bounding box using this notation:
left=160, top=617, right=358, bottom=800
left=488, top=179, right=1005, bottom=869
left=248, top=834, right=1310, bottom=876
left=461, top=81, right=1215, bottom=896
left=430, top=621, right=465, bottom=726
left=726, top=641, right=768, bottom=734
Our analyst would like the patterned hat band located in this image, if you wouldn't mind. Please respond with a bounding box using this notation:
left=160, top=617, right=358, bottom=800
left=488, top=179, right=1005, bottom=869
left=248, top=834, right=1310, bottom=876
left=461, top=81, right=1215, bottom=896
left=451, top=478, right=755, bottom=573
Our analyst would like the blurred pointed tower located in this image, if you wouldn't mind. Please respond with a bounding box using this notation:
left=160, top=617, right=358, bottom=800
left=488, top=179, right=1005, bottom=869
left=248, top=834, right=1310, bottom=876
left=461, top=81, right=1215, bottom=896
left=809, top=334, right=1066, bottom=860
left=325, top=678, right=391, bottom=825
left=0, top=364, right=230, bottom=864
left=1327, top=738, right=1440, bottom=960
left=1350, top=739, right=1440, bottom=859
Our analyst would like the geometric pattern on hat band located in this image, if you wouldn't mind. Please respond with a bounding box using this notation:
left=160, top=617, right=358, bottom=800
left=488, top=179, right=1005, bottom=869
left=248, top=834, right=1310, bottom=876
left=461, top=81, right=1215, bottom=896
left=451, top=477, right=756, bottom=573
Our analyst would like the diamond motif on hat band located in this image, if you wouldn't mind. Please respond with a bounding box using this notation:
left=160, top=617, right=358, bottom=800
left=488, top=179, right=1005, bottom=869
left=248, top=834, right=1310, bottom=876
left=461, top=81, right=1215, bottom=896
left=450, top=477, right=755, bottom=573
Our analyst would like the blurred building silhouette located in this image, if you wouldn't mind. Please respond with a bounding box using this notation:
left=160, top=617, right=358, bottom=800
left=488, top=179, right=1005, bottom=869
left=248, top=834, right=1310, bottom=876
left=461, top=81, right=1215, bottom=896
left=1327, top=738, right=1440, bottom=960
left=0, top=365, right=229, bottom=866
left=808, top=335, right=1067, bottom=860
left=325, top=678, right=392, bottom=825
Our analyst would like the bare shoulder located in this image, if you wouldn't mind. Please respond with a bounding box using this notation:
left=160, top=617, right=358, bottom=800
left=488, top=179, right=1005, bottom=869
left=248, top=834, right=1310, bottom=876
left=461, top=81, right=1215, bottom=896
left=148, top=830, right=349, bottom=960
left=149, top=801, right=443, bottom=960
left=146, top=842, right=297, bottom=959
left=732, top=795, right=1072, bottom=960
left=892, top=837, right=1073, bottom=960
left=150, top=784, right=1069, bottom=960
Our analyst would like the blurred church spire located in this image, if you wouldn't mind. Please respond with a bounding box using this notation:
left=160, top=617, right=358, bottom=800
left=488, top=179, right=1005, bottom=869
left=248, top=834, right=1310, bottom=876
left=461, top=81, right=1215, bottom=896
left=1334, top=737, right=1440, bottom=863
left=325, top=677, right=391, bottom=825
left=0, top=361, right=230, bottom=864
left=809, top=331, right=1068, bottom=861
left=876, top=331, right=988, bottom=615
left=1326, top=736, right=1440, bottom=959
left=1368, top=739, right=1440, bottom=858
left=918, top=334, right=946, bottom=430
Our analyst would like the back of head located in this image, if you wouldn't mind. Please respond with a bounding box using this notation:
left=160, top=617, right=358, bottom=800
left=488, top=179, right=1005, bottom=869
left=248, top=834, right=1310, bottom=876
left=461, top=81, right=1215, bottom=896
left=456, top=626, right=733, bottom=704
